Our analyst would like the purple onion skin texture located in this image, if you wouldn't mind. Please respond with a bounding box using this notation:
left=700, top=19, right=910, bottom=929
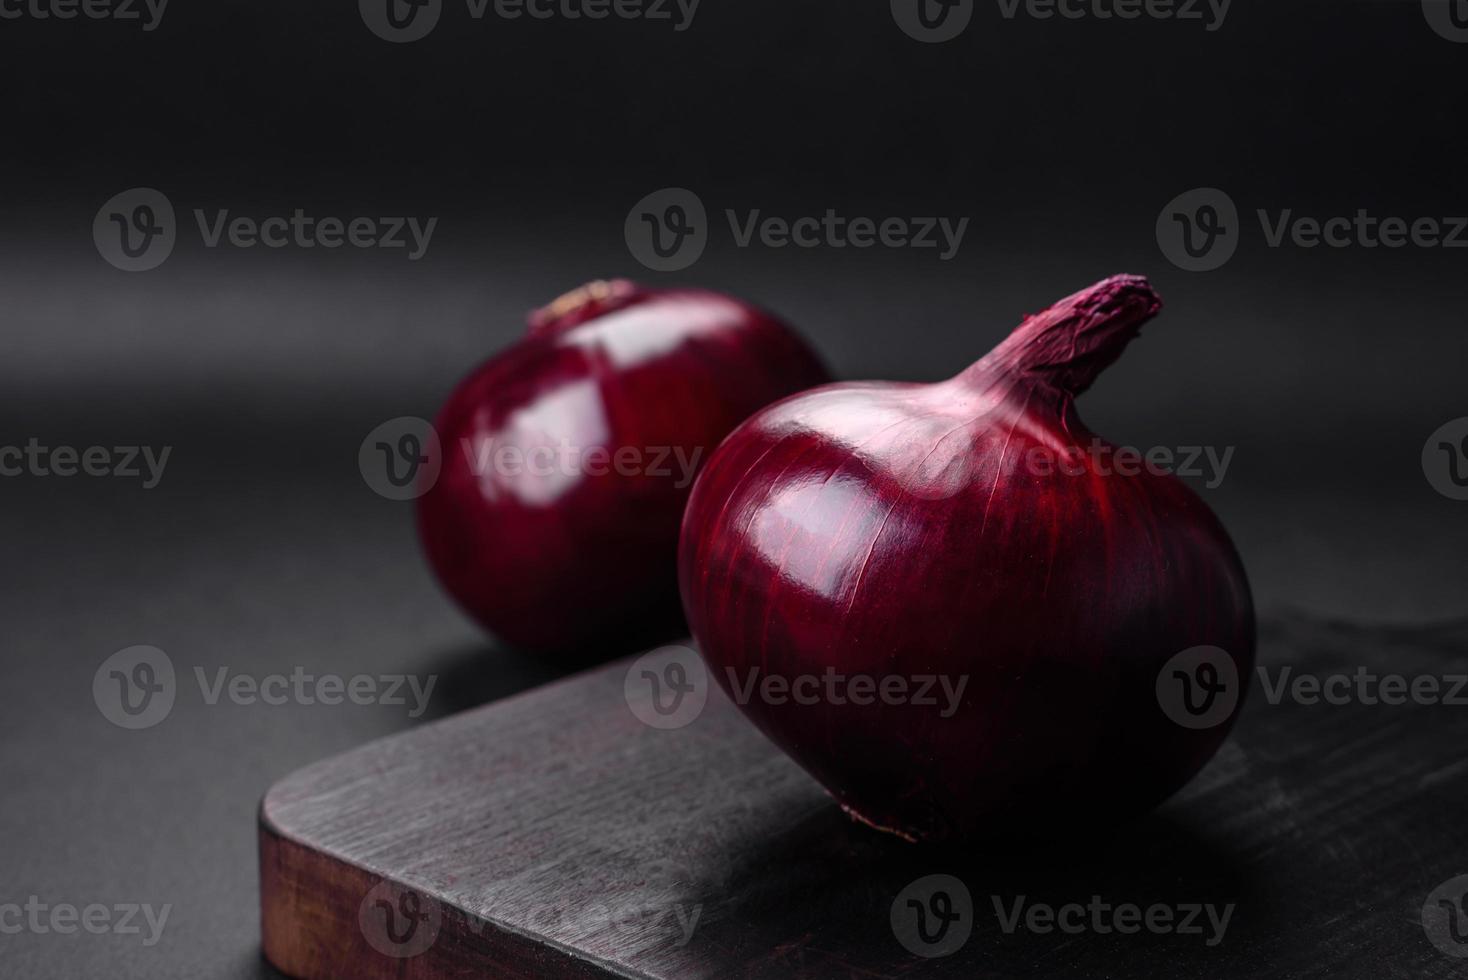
left=678, top=275, right=1255, bottom=843
left=418, top=281, right=829, bottom=655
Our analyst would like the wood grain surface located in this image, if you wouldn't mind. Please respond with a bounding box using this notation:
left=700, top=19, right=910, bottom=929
left=259, top=613, right=1468, bottom=978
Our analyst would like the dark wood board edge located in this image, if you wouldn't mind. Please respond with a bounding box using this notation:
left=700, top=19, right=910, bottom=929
left=253, top=617, right=1468, bottom=979
left=258, top=805, right=637, bottom=980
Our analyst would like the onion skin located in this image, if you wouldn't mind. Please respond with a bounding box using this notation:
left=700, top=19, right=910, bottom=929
left=418, top=281, right=829, bottom=654
left=678, top=275, right=1255, bottom=842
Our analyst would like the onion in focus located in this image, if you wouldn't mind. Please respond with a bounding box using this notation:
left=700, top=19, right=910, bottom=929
left=678, top=274, right=1254, bottom=842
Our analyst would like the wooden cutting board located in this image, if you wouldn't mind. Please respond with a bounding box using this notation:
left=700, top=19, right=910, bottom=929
left=259, top=614, right=1468, bottom=979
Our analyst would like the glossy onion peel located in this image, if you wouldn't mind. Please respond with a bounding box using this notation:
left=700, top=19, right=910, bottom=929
left=419, top=280, right=828, bottom=654
left=678, top=275, right=1255, bottom=842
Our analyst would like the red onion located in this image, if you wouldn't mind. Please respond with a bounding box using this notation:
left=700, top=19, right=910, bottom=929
left=418, top=280, right=829, bottom=654
left=678, top=275, right=1255, bottom=842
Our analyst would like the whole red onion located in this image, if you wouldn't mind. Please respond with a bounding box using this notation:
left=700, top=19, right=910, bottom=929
left=418, top=280, right=829, bottom=654
left=678, top=275, right=1254, bottom=842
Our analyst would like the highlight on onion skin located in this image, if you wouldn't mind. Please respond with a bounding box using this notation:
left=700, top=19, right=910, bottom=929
left=418, top=280, right=830, bottom=655
left=678, top=275, right=1255, bottom=843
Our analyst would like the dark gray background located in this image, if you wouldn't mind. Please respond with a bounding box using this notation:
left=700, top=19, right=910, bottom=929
left=2, top=1, right=1466, bottom=977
